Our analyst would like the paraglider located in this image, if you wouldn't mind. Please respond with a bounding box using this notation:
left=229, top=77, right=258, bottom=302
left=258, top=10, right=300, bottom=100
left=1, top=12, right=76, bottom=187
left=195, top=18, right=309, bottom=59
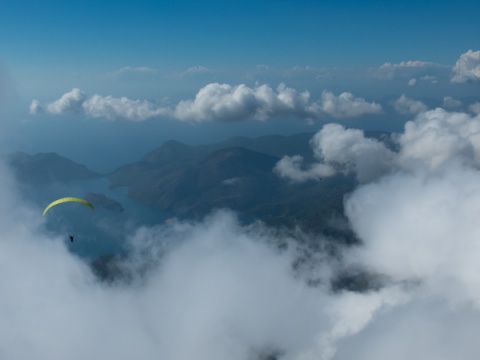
left=43, top=197, right=94, bottom=243
left=43, top=197, right=94, bottom=216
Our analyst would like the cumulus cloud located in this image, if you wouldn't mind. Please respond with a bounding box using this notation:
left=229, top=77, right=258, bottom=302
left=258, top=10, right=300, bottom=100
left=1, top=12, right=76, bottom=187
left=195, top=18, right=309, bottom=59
left=451, top=49, right=480, bottom=83
left=312, top=124, right=396, bottom=182
left=393, top=94, right=428, bottom=114
left=276, top=108, right=480, bottom=183
left=274, top=124, right=395, bottom=183
left=174, top=84, right=382, bottom=122
left=407, top=78, right=417, bottom=86
left=30, top=89, right=169, bottom=121
left=309, top=91, right=382, bottom=119
left=31, top=84, right=382, bottom=122
left=173, top=84, right=381, bottom=122
left=46, top=88, right=88, bottom=115
left=397, top=108, right=480, bottom=169
left=172, top=83, right=312, bottom=122
left=82, top=94, right=170, bottom=121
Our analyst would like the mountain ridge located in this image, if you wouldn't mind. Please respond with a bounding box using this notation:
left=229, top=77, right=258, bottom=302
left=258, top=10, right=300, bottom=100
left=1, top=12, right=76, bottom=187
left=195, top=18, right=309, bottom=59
left=4, top=131, right=389, bottom=234
left=5, top=151, right=101, bottom=183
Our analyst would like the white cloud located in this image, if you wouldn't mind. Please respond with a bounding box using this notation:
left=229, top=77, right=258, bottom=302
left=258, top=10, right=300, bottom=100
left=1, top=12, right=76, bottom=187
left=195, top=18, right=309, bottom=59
left=273, top=155, right=336, bottom=182
left=222, top=177, right=242, bottom=185
left=275, top=108, right=480, bottom=183
left=344, top=163, right=480, bottom=284
left=383, top=60, right=433, bottom=69
left=372, top=60, right=442, bottom=80
left=173, top=83, right=313, bottom=122
left=30, top=89, right=169, bottom=121
left=397, top=108, right=480, bottom=170
left=393, top=94, right=428, bottom=114
left=46, top=88, right=88, bottom=114
left=82, top=94, right=169, bottom=121
left=173, top=84, right=383, bottom=122
left=308, top=91, right=383, bottom=119
left=336, top=297, right=480, bottom=360
left=185, top=65, right=209, bottom=74
left=312, top=124, right=395, bottom=182
left=470, top=102, right=480, bottom=114
left=408, top=78, right=417, bottom=86
left=451, top=49, right=480, bottom=83
left=30, top=84, right=383, bottom=122
left=442, top=96, right=462, bottom=109
left=274, top=124, right=395, bottom=183
left=420, top=75, right=438, bottom=84
left=29, top=99, right=44, bottom=114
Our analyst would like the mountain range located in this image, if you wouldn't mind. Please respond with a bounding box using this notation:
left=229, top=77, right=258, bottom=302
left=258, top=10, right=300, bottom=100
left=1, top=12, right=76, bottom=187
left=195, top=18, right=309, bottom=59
left=106, top=133, right=360, bottom=235
left=3, top=132, right=391, bottom=237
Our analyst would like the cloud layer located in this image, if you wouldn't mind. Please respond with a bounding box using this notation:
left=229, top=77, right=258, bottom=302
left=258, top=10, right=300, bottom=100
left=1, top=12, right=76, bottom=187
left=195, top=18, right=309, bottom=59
left=30, top=84, right=383, bottom=122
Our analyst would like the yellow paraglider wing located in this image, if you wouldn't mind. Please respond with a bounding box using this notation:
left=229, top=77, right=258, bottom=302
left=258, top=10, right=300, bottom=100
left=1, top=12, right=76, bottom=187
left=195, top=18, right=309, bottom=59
left=43, top=197, right=94, bottom=216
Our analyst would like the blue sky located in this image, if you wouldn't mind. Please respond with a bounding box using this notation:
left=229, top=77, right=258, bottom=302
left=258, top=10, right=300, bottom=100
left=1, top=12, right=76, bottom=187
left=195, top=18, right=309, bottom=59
left=0, top=0, right=479, bottom=170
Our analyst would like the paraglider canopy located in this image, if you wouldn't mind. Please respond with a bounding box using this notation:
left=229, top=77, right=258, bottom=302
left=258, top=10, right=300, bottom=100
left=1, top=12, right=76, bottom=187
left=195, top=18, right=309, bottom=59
left=43, top=197, right=94, bottom=216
